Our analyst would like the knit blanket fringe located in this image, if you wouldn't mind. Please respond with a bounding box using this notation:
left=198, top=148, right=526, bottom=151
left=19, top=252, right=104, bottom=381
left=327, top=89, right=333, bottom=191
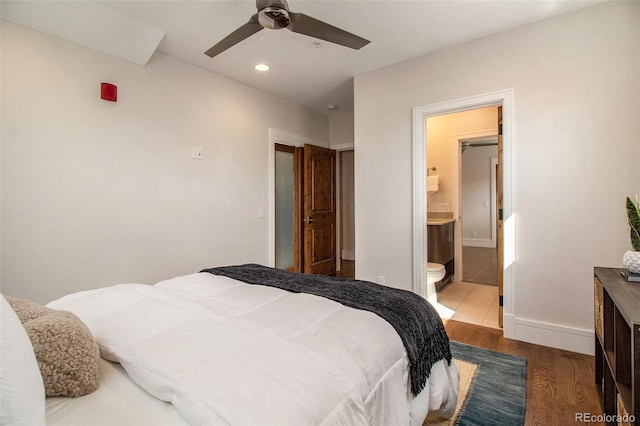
left=201, top=264, right=452, bottom=396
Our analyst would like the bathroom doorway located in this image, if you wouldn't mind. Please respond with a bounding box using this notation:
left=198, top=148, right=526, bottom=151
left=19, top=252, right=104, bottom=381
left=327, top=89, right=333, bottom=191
left=425, top=106, right=502, bottom=329
left=414, top=89, right=513, bottom=336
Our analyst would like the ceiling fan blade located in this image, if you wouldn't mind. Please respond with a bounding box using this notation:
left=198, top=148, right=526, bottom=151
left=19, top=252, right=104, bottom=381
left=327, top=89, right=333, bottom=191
left=288, top=12, right=369, bottom=50
left=204, top=14, right=263, bottom=58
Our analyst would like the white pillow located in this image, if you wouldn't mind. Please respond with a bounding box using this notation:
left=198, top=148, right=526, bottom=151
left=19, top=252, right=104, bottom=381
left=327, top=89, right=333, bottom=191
left=0, top=294, right=45, bottom=426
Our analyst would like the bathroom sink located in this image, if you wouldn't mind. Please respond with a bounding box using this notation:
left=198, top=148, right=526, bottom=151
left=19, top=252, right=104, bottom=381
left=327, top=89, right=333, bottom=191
left=427, top=218, right=455, bottom=225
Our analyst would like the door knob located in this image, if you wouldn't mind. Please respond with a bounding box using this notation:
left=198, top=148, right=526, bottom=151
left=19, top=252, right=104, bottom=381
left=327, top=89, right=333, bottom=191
left=304, top=217, right=314, bottom=223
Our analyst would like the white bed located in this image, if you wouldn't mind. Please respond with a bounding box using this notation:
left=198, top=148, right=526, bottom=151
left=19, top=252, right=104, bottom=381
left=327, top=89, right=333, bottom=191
left=46, top=358, right=189, bottom=426
left=44, top=271, right=459, bottom=425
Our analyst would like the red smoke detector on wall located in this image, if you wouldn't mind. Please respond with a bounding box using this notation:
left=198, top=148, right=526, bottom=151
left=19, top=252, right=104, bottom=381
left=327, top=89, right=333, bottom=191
left=101, top=83, right=117, bottom=102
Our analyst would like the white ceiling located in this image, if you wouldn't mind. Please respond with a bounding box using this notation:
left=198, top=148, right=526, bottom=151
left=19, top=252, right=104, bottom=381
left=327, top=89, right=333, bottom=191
left=2, top=0, right=605, bottom=115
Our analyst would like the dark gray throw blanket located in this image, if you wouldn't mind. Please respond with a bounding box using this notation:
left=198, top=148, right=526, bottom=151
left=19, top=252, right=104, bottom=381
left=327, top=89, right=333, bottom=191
left=200, top=264, right=452, bottom=396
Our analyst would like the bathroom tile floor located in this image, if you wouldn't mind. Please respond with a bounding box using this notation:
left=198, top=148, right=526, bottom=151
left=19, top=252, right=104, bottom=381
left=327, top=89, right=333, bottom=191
left=435, top=281, right=500, bottom=329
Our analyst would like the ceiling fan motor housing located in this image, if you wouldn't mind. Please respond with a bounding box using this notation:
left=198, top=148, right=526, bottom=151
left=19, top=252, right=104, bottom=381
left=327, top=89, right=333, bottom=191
left=258, top=0, right=291, bottom=29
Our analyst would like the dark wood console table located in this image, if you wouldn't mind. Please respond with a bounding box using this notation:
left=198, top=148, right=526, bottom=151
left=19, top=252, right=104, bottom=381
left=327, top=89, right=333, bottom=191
left=594, top=267, right=639, bottom=425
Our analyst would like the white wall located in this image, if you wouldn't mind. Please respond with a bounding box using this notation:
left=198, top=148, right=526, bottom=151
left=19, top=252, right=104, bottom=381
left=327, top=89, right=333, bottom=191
left=329, top=112, right=355, bottom=147
left=426, top=107, right=497, bottom=213
left=1, top=22, right=328, bottom=304
left=354, top=1, right=639, bottom=352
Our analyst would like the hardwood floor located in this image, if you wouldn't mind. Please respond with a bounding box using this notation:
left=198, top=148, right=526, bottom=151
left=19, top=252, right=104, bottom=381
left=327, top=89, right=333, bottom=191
left=444, top=320, right=604, bottom=426
left=336, top=259, right=355, bottom=279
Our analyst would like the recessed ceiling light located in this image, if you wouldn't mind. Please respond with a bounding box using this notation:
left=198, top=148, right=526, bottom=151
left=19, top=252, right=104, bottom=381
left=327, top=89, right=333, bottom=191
left=254, top=63, right=270, bottom=72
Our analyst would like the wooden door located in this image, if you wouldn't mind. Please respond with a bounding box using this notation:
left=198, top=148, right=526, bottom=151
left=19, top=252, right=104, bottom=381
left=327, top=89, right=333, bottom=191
left=497, top=106, right=504, bottom=327
left=303, top=144, right=337, bottom=275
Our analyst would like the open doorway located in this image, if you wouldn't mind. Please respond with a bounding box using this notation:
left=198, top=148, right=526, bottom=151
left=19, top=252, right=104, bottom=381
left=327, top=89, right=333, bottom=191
left=425, top=107, right=501, bottom=329
left=274, top=143, right=337, bottom=275
left=412, top=89, right=514, bottom=338
left=336, top=150, right=355, bottom=278
left=269, top=129, right=355, bottom=278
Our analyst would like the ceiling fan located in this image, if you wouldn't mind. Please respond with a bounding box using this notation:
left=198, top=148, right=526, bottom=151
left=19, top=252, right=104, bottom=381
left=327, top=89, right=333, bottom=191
left=204, top=0, right=370, bottom=58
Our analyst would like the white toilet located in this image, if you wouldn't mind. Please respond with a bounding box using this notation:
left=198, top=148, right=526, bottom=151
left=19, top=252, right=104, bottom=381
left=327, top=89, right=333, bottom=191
left=427, top=262, right=446, bottom=284
left=424, top=262, right=446, bottom=302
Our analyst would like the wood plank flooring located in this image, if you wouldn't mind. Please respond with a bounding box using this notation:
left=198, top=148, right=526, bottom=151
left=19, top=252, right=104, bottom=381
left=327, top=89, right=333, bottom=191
left=444, top=320, right=604, bottom=426
left=336, top=259, right=355, bottom=279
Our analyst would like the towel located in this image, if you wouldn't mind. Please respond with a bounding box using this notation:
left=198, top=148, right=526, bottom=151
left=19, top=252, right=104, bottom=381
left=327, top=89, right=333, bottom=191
left=427, top=175, right=439, bottom=192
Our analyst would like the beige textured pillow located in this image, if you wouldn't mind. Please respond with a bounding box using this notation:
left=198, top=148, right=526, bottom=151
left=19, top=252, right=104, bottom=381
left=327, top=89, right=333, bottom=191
left=6, top=296, right=100, bottom=397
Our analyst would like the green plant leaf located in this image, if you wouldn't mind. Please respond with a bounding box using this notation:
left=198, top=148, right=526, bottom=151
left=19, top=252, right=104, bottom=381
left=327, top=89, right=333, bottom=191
left=627, top=196, right=640, bottom=251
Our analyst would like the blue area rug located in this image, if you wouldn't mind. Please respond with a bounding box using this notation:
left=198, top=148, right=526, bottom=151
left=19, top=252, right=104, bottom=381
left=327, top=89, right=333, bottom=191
left=449, top=341, right=527, bottom=426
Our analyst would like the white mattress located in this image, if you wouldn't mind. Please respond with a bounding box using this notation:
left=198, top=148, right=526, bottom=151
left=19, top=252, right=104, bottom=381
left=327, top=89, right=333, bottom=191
left=46, top=358, right=188, bottom=425
left=47, top=272, right=458, bottom=425
left=46, top=355, right=454, bottom=426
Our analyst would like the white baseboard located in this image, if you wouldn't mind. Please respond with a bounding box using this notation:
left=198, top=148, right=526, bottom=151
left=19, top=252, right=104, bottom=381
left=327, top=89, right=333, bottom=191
left=341, top=250, right=355, bottom=261
left=462, top=238, right=494, bottom=248
left=512, top=317, right=594, bottom=355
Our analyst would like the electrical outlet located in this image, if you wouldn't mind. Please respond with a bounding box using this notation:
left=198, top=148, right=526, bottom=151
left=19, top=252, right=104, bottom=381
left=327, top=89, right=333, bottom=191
left=471, top=231, right=477, bottom=238
left=483, top=201, right=489, bottom=207
left=191, top=146, right=204, bottom=160
left=377, top=276, right=385, bottom=284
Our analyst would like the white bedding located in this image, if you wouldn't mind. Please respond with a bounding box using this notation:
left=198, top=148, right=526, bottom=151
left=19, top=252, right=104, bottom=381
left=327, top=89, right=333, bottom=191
left=48, top=272, right=458, bottom=425
left=46, top=358, right=189, bottom=426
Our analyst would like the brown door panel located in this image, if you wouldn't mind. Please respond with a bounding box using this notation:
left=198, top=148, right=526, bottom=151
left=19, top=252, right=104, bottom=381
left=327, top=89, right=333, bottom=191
left=304, top=144, right=337, bottom=275
left=307, top=148, right=335, bottom=214
left=304, top=222, right=336, bottom=275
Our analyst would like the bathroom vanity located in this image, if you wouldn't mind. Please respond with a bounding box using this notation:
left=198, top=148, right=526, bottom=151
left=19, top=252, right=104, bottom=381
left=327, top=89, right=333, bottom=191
left=427, top=218, right=455, bottom=289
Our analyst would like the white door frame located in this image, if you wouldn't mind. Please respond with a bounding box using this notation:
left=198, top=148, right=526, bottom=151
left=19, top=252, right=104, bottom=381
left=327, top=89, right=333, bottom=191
left=412, top=89, right=515, bottom=338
